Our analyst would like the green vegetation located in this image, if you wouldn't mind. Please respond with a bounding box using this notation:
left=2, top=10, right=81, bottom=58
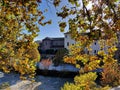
left=0, top=82, right=10, bottom=89
left=61, top=72, right=110, bottom=90
left=53, top=48, right=68, bottom=66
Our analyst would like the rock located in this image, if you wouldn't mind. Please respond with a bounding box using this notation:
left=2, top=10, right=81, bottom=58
left=111, top=86, right=120, bottom=90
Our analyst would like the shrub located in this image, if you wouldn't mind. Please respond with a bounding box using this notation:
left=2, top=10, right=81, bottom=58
left=53, top=48, right=68, bottom=66
left=0, top=82, right=10, bottom=89
left=101, top=63, right=120, bottom=87
left=45, top=49, right=55, bottom=54
left=61, top=72, right=110, bottom=90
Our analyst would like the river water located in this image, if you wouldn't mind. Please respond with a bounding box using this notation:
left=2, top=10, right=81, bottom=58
left=0, top=72, right=73, bottom=90
left=36, top=75, right=73, bottom=90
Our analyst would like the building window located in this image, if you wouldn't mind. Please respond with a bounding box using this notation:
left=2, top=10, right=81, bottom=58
left=94, top=42, right=96, bottom=45
left=67, top=42, right=69, bottom=46
left=55, top=43, right=57, bottom=45
left=94, top=50, right=96, bottom=54
left=65, top=35, right=67, bottom=38
left=94, top=50, right=98, bottom=54
left=87, top=51, right=89, bottom=54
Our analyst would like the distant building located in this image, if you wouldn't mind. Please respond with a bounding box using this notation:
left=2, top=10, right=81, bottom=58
left=38, top=37, right=64, bottom=59
left=115, top=32, right=120, bottom=61
left=40, top=37, right=64, bottom=50
left=35, top=40, right=41, bottom=45
left=64, top=32, right=76, bottom=50
left=38, top=31, right=120, bottom=59
left=90, top=40, right=100, bottom=55
left=64, top=32, right=100, bottom=55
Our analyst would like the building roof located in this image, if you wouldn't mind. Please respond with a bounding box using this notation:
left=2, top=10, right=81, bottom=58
left=64, top=32, right=70, bottom=34
left=51, top=38, right=64, bottom=41
left=51, top=45, right=64, bottom=48
left=43, top=37, right=51, bottom=41
left=42, top=37, right=64, bottom=41
left=35, top=40, right=41, bottom=44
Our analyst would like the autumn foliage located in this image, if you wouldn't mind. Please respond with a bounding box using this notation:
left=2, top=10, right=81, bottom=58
left=54, top=0, right=120, bottom=89
left=0, top=0, right=52, bottom=79
left=0, top=0, right=120, bottom=89
left=101, top=63, right=120, bottom=87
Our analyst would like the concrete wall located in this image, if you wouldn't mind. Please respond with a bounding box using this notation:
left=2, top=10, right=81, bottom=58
left=64, top=33, right=101, bottom=55
left=64, top=34, right=76, bottom=49
left=90, top=41, right=100, bottom=55
left=52, top=40, right=64, bottom=46
left=42, top=38, right=52, bottom=50
left=40, top=37, right=64, bottom=50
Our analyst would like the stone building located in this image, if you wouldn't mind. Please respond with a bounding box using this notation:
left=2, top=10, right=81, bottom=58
left=40, top=37, right=64, bottom=50
left=38, top=37, right=64, bottom=59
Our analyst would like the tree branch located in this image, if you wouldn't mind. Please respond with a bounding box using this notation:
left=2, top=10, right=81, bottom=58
left=82, top=0, right=92, bottom=30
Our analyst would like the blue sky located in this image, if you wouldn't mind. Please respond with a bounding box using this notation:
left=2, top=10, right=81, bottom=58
left=34, top=0, right=93, bottom=41
left=35, top=0, right=68, bottom=41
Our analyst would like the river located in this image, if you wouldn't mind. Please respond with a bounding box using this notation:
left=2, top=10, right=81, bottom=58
left=0, top=72, right=73, bottom=90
